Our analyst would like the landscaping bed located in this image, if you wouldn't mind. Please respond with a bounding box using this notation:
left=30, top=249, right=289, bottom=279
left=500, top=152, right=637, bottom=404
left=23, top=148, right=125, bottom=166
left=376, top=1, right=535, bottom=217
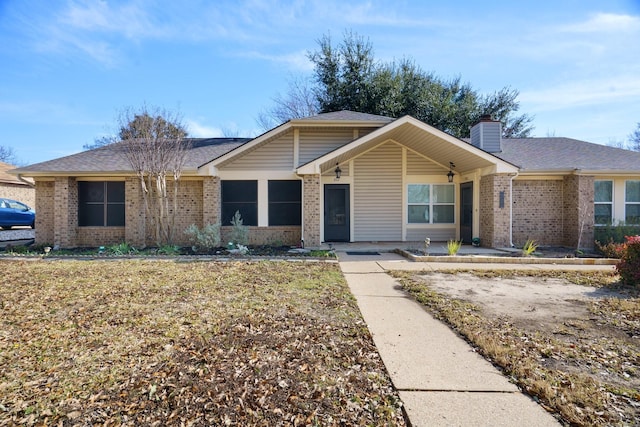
left=0, top=260, right=404, bottom=426
left=393, top=269, right=639, bottom=426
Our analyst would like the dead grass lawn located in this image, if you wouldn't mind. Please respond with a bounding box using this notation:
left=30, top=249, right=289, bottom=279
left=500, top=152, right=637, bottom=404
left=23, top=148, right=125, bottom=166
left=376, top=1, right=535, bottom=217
left=0, top=259, right=405, bottom=426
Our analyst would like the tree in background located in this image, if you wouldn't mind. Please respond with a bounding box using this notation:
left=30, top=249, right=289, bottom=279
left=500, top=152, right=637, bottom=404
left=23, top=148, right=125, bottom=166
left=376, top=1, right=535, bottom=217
left=0, top=146, right=17, bottom=164
left=256, top=75, right=319, bottom=131
left=629, top=123, right=640, bottom=151
left=259, top=31, right=534, bottom=138
left=117, top=106, right=190, bottom=247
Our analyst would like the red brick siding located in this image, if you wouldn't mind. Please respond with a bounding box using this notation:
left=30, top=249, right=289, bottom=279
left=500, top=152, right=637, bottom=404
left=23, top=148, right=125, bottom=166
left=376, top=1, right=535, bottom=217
left=512, top=180, right=564, bottom=246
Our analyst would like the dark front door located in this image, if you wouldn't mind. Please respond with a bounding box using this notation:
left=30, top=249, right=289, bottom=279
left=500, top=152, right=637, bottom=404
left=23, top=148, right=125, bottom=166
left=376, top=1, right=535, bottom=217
left=324, top=184, right=350, bottom=242
left=460, top=182, right=473, bottom=243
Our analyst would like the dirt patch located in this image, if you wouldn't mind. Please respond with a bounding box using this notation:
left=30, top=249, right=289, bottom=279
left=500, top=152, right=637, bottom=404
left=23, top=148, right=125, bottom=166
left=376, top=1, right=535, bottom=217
left=422, top=272, right=622, bottom=329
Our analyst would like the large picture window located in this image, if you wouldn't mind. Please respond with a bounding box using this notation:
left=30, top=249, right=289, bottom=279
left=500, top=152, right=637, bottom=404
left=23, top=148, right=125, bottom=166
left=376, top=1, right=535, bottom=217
left=268, top=180, right=301, bottom=226
left=407, top=184, right=454, bottom=224
left=221, top=180, right=257, bottom=226
left=594, top=180, right=613, bottom=225
left=626, top=180, right=640, bottom=224
left=78, top=181, right=125, bottom=226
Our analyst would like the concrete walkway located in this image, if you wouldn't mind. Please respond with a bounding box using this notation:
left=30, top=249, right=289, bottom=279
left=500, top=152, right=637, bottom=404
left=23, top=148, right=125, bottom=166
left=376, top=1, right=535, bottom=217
left=338, top=252, right=614, bottom=426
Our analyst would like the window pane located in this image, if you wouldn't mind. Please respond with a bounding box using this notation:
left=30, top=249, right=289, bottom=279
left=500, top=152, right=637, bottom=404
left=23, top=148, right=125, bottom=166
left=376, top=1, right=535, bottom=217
left=269, top=202, right=302, bottom=226
left=107, top=182, right=125, bottom=202
left=268, top=180, right=301, bottom=202
left=433, top=185, right=454, bottom=203
left=79, top=204, right=104, bottom=226
left=222, top=180, right=257, bottom=203
left=594, top=204, right=612, bottom=224
left=433, top=205, right=455, bottom=223
left=408, top=185, right=429, bottom=204
left=221, top=180, right=258, bottom=226
left=626, top=181, right=640, bottom=202
left=626, top=204, right=640, bottom=224
left=222, top=203, right=257, bottom=226
left=594, top=181, right=612, bottom=203
left=408, top=205, right=429, bottom=223
left=79, top=181, right=104, bottom=203
left=106, top=204, right=125, bottom=226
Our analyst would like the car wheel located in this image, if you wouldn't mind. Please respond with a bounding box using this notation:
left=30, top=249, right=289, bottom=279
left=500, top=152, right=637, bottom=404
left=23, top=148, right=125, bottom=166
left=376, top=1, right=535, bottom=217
left=1, top=226, right=11, bottom=230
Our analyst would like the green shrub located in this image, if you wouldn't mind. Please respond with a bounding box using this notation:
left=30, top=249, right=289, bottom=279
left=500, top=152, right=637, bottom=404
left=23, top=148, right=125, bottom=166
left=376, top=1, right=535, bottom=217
left=185, top=223, right=221, bottom=252
left=157, top=245, right=181, bottom=255
left=616, top=235, right=640, bottom=287
left=107, top=242, right=137, bottom=255
left=229, top=211, right=249, bottom=246
left=594, top=223, right=640, bottom=244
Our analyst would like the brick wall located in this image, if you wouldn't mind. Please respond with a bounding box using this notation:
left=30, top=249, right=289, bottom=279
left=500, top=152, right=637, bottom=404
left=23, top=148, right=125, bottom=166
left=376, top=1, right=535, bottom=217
left=34, top=181, right=54, bottom=245
left=563, top=175, right=594, bottom=250
left=479, top=174, right=512, bottom=247
left=76, top=227, right=125, bottom=246
left=0, top=183, right=35, bottom=207
left=125, top=177, right=145, bottom=247
left=53, top=177, right=77, bottom=248
left=220, top=226, right=301, bottom=246
left=203, top=176, right=220, bottom=225
left=512, top=180, right=564, bottom=246
left=302, top=174, right=321, bottom=247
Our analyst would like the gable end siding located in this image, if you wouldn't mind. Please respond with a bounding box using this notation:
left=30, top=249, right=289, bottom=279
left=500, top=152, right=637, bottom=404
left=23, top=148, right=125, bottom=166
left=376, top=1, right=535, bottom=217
left=353, top=142, right=402, bottom=241
left=221, top=133, right=294, bottom=171
left=299, top=129, right=355, bottom=166
left=406, top=150, right=446, bottom=175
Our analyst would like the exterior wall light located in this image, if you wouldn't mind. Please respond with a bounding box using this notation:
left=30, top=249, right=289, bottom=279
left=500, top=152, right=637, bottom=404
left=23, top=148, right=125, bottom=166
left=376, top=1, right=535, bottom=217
left=335, top=163, right=342, bottom=179
left=447, top=161, right=455, bottom=183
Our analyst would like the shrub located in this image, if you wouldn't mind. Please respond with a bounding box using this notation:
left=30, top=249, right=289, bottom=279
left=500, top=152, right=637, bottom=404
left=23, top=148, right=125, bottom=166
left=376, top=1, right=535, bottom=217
left=447, top=239, right=462, bottom=256
left=616, top=235, right=640, bottom=287
left=229, top=211, right=249, bottom=246
left=594, top=223, right=640, bottom=244
left=521, top=239, right=538, bottom=257
left=107, top=242, right=137, bottom=255
left=184, top=223, right=221, bottom=252
left=595, top=239, right=626, bottom=258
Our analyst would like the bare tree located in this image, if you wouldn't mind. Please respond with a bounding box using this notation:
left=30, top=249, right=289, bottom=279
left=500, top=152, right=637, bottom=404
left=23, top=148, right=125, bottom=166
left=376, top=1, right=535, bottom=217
left=629, top=122, right=640, bottom=152
left=0, top=146, right=17, bottom=163
left=118, top=106, right=190, bottom=246
left=257, top=75, right=319, bottom=131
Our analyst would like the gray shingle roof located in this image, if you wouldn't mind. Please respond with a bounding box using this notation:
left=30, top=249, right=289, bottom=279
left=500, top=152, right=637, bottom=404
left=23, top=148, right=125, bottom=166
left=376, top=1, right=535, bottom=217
left=496, top=138, right=640, bottom=172
left=12, top=138, right=250, bottom=174
left=295, top=110, right=395, bottom=123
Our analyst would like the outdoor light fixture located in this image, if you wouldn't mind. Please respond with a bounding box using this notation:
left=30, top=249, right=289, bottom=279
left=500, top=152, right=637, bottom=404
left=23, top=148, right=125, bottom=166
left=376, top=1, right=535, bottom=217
left=335, top=163, right=342, bottom=179
left=447, top=161, right=455, bottom=183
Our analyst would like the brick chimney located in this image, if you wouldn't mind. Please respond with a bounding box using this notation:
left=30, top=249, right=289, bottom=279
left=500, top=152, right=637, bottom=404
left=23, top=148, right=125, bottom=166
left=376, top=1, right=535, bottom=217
left=470, top=114, right=502, bottom=153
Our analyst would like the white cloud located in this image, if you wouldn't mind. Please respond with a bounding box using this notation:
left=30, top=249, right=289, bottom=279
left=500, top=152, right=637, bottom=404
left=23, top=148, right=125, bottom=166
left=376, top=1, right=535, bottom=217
left=520, top=75, right=640, bottom=112
left=561, top=12, right=640, bottom=33
left=185, top=119, right=223, bottom=138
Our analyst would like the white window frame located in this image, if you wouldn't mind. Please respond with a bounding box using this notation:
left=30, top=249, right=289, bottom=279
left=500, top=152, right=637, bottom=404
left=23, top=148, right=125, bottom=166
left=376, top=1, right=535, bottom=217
left=594, top=180, right=613, bottom=225
left=407, top=183, right=455, bottom=224
left=625, top=180, right=640, bottom=224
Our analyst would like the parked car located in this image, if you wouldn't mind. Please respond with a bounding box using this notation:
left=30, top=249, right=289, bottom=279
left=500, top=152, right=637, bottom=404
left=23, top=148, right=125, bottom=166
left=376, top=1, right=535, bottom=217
left=0, top=198, right=35, bottom=229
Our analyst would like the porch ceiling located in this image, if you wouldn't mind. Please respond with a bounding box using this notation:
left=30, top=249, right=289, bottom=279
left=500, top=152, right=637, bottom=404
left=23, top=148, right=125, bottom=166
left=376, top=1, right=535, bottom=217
left=300, top=117, right=517, bottom=176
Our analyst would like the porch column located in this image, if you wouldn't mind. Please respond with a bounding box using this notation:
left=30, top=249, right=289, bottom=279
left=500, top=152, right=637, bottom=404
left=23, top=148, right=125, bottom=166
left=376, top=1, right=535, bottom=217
left=563, top=175, right=594, bottom=250
left=34, top=181, right=55, bottom=246
left=125, top=177, right=146, bottom=247
left=203, top=176, right=220, bottom=225
left=53, top=177, right=78, bottom=248
left=479, top=174, right=512, bottom=248
left=302, top=174, right=321, bottom=247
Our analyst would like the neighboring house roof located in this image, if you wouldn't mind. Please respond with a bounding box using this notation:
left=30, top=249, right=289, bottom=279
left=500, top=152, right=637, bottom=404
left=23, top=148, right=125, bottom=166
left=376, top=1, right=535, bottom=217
left=11, top=138, right=250, bottom=176
left=496, top=138, right=640, bottom=174
left=291, top=110, right=395, bottom=123
left=0, top=161, right=33, bottom=185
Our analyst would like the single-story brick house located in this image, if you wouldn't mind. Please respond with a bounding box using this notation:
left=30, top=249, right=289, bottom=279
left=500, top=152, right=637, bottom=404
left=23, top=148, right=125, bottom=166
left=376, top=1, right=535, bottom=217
left=0, top=161, right=35, bottom=207
left=10, top=111, right=640, bottom=249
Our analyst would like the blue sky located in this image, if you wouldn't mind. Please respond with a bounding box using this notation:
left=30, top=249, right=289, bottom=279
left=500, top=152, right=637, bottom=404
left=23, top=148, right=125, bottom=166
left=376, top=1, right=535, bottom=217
left=1, top=0, right=639, bottom=165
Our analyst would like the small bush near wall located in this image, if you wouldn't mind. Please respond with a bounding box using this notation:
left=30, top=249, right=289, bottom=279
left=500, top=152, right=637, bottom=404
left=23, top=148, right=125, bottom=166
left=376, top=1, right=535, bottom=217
left=616, top=235, right=640, bottom=287
left=594, top=223, right=640, bottom=244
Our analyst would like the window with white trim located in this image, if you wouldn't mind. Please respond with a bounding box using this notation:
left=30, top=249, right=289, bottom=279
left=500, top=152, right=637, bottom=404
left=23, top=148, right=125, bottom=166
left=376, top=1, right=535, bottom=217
left=594, top=180, right=613, bottom=225
left=626, top=180, right=640, bottom=224
left=407, top=184, right=455, bottom=224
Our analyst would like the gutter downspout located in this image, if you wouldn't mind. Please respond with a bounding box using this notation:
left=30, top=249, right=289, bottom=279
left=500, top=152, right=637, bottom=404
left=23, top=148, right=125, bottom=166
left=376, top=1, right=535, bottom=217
left=17, top=174, right=35, bottom=188
left=509, top=172, right=519, bottom=248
